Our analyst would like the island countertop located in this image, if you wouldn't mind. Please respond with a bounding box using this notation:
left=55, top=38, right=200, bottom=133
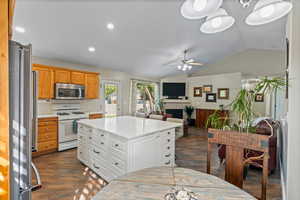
left=78, top=116, right=181, bottom=140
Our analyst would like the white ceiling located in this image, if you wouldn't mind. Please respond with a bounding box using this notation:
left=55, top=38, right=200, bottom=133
left=14, top=0, right=288, bottom=78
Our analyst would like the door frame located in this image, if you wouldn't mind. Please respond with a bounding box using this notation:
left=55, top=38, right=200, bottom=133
left=100, top=79, right=122, bottom=116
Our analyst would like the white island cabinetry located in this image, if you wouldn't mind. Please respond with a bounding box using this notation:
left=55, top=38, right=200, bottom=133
left=77, top=116, right=180, bottom=182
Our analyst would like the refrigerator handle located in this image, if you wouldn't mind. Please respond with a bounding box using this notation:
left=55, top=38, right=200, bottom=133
left=31, top=162, right=42, bottom=191
left=32, top=71, right=38, bottom=152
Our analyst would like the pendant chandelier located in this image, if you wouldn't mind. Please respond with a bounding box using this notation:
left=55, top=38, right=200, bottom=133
left=181, top=0, right=293, bottom=34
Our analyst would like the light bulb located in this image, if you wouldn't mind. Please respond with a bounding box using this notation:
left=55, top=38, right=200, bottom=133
left=177, top=65, right=182, bottom=70
left=259, top=4, right=275, bottom=18
left=188, top=65, right=192, bottom=70
left=211, top=17, right=222, bottom=28
left=193, top=0, right=207, bottom=12
left=182, top=67, right=187, bottom=71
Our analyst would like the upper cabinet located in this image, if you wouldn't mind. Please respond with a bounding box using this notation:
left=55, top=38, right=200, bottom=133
left=32, top=65, right=54, bottom=99
left=71, top=71, right=85, bottom=85
left=85, top=73, right=99, bottom=99
left=32, top=64, right=99, bottom=99
left=54, top=69, right=71, bottom=84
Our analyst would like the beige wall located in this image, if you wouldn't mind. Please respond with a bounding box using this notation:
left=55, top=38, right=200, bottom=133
left=33, top=56, right=158, bottom=115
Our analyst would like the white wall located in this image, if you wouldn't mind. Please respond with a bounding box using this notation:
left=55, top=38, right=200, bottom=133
left=287, top=1, right=300, bottom=199
left=191, top=49, right=285, bottom=77
left=33, top=56, right=158, bottom=115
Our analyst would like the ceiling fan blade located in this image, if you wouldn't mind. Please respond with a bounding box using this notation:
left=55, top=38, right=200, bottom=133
left=189, top=62, right=203, bottom=66
left=185, top=59, right=194, bottom=63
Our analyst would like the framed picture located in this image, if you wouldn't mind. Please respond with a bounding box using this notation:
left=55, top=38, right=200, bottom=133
left=218, top=88, right=229, bottom=99
left=194, top=87, right=202, bottom=97
left=255, top=94, right=264, bottom=102
left=203, top=85, right=212, bottom=93
left=206, top=93, right=217, bottom=102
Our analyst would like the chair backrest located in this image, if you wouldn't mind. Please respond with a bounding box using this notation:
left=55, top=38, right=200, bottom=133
left=207, top=128, right=270, bottom=200
left=149, top=114, right=163, bottom=120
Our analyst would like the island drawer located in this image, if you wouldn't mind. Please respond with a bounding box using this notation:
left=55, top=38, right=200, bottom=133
left=78, top=124, right=93, bottom=134
left=111, top=140, right=126, bottom=153
left=90, top=146, right=107, bottom=160
left=110, top=156, right=126, bottom=174
left=91, top=159, right=109, bottom=177
left=92, top=129, right=107, bottom=142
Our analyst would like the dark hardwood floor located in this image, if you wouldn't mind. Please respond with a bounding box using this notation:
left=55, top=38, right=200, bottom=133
left=32, top=127, right=282, bottom=200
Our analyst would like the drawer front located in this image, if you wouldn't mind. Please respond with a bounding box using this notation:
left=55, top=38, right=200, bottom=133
left=89, top=114, right=103, bottom=119
left=38, top=125, right=57, bottom=133
left=110, top=156, right=126, bottom=174
left=78, top=124, right=93, bottom=134
left=92, top=129, right=107, bottom=142
left=90, top=146, right=107, bottom=161
left=111, top=140, right=126, bottom=153
left=91, top=158, right=109, bottom=176
left=38, top=120, right=58, bottom=127
left=38, top=131, right=57, bottom=142
left=38, top=140, right=57, bottom=152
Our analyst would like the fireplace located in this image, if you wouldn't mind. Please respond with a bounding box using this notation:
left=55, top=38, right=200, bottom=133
left=165, top=109, right=183, bottom=119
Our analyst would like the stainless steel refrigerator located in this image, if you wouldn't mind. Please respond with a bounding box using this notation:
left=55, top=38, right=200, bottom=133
left=9, top=40, right=41, bottom=200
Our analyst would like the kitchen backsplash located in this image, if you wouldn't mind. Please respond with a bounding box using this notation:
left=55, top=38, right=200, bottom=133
left=37, top=99, right=102, bottom=114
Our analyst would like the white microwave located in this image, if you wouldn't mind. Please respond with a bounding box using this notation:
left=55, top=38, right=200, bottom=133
left=55, top=83, right=85, bottom=99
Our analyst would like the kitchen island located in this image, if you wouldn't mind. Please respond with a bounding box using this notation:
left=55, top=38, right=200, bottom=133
left=77, top=116, right=182, bottom=182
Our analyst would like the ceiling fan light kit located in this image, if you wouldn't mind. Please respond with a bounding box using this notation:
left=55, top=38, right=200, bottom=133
left=245, top=0, right=293, bottom=26
left=181, top=0, right=292, bottom=33
left=181, top=0, right=223, bottom=20
left=200, top=8, right=235, bottom=34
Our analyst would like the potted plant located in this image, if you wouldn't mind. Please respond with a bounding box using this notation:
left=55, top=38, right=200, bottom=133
left=184, top=106, right=195, bottom=126
left=206, top=77, right=286, bottom=179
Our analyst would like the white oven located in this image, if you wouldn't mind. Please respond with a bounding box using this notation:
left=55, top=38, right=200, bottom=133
left=58, top=117, right=87, bottom=151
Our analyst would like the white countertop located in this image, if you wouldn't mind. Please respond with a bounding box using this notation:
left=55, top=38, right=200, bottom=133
left=78, top=116, right=181, bottom=140
left=38, top=113, right=58, bottom=118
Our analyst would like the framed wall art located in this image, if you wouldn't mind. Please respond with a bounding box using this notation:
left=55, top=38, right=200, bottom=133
left=206, top=93, right=217, bottom=102
left=194, top=87, right=202, bottom=97
left=255, top=94, right=264, bottom=102
left=203, top=85, right=212, bottom=93
left=218, top=88, right=229, bottom=99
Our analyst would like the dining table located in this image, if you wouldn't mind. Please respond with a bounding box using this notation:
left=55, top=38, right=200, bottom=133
left=92, top=167, right=256, bottom=200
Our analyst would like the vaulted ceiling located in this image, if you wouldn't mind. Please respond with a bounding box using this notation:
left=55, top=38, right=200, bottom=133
left=14, top=0, right=288, bottom=78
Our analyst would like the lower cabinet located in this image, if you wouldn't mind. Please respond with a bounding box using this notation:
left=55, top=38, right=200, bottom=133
left=77, top=123, right=175, bottom=182
left=33, top=117, right=58, bottom=157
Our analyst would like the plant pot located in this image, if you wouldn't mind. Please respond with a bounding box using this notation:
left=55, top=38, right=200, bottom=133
left=187, top=118, right=195, bottom=126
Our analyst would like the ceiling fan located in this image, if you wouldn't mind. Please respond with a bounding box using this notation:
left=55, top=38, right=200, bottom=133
left=172, top=49, right=203, bottom=71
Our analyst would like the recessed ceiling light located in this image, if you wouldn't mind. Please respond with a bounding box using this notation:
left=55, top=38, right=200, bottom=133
left=88, top=46, right=96, bottom=52
left=106, top=23, right=114, bottom=30
left=15, top=26, right=25, bottom=33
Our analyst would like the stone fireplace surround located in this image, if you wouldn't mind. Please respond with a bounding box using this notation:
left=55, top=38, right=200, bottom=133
left=163, top=99, right=191, bottom=119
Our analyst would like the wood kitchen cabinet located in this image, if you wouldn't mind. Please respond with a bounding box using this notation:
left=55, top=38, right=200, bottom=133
left=54, top=69, right=71, bottom=83
left=33, top=64, right=100, bottom=99
left=32, top=65, right=54, bottom=99
left=71, top=71, right=85, bottom=85
left=89, top=113, right=104, bottom=119
left=196, top=109, right=229, bottom=128
left=85, top=73, right=99, bottom=99
left=32, top=117, right=58, bottom=157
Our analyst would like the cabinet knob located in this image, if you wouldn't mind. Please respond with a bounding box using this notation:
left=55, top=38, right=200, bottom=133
left=168, top=132, right=170, bottom=135
left=101, top=142, right=104, bottom=145
left=167, top=139, right=170, bottom=142
left=167, top=146, right=170, bottom=150
left=89, top=137, right=92, bottom=139
left=115, top=144, right=119, bottom=147
left=165, top=161, right=171, bottom=165
left=101, top=134, right=104, bottom=137
left=114, top=162, right=119, bottom=166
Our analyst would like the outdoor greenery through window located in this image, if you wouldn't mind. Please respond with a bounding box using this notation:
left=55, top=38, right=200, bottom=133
left=132, top=80, right=160, bottom=114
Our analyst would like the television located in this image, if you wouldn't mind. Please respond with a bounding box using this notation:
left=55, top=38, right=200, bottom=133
left=163, top=82, right=186, bottom=98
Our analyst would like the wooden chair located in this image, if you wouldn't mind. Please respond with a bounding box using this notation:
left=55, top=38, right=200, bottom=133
left=207, top=128, right=270, bottom=200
